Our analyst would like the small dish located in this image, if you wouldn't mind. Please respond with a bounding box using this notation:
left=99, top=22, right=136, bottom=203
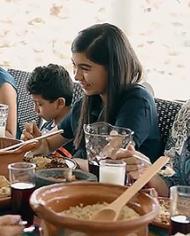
left=24, top=155, right=77, bottom=170
left=35, top=168, right=97, bottom=187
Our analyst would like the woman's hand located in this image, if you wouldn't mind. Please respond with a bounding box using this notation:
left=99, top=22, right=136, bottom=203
left=114, top=145, right=151, bottom=180
left=114, top=145, right=169, bottom=196
left=0, top=215, right=24, bottom=236
left=21, top=122, right=41, bottom=141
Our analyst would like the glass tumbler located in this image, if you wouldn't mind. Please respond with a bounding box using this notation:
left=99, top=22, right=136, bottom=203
left=170, top=185, right=190, bottom=235
left=84, top=122, right=133, bottom=180
left=99, top=159, right=126, bottom=185
left=8, top=162, right=36, bottom=227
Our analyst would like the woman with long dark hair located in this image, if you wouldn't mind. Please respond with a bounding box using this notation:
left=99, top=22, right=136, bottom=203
left=22, top=23, right=162, bottom=163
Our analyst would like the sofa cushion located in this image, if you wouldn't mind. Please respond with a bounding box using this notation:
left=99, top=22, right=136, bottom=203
left=155, top=98, right=183, bottom=149
left=8, top=69, right=41, bottom=137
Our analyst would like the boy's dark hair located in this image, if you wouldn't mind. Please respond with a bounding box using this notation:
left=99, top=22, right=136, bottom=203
left=27, top=64, right=73, bottom=106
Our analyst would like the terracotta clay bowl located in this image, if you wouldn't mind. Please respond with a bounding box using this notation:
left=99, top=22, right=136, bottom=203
left=30, top=182, right=159, bottom=236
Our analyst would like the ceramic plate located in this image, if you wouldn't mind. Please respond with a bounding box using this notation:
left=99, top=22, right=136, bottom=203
left=24, top=155, right=77, bottom=170
left=151, top=197, right=170, bottom=229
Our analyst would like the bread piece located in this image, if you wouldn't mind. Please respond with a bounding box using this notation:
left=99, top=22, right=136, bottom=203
left=0, top=176, right=10, bottom=198
left=0, top=175, right=10, bottom=188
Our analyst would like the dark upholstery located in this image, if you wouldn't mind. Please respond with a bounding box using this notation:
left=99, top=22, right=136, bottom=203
left=155, top=98, right=183, bottom=148
left=7, top=69, right=41, bottom=137
left=71, top=82, right=84, bottom=105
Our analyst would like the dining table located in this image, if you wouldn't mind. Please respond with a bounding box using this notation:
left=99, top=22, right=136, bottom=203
left=20, top=225, right=168, bottom=236
left=0, top=206, right=169, bottom=236
left=0, top=156, right=170, bottom=236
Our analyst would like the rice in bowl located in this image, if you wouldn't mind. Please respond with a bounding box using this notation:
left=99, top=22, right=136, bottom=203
left=59, top=202, right=139, bottom=221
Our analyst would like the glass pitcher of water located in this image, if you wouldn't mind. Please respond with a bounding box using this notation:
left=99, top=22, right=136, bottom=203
left=84, top=122, right=133, bottom=180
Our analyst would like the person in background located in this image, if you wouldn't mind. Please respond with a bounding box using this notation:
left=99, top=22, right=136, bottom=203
left=115, top=99, right=190, bottom=196
left=0, top=67, right=17, bottom=138
left=163, top=99, right=190, bottom=187
left=26, top=64, right=73, bottom=157
left=22, top=23, right=162, bottom=164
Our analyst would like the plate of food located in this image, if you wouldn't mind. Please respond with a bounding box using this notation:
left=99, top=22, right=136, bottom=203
left=151, top=197, right=170, bottom=229
left=0, top=175, right=11, bottom=208
left=24, top=155, right=78, bottom=170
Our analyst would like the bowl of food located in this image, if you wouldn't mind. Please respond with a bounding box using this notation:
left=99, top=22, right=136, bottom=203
left=35, top=168, right=97, bottom=187
left=30, top=182, right=159, bottom=236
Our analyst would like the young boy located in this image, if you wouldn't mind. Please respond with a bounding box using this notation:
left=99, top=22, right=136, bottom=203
left=26, top=64, right=73, bottom=156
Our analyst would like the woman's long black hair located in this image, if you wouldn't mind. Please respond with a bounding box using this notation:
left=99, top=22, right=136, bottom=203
left=72, top=23, right=143, bottom=149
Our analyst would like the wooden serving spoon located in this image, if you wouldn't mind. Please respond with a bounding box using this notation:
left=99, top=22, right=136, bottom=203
left=91, top=155, right=169, bottom=221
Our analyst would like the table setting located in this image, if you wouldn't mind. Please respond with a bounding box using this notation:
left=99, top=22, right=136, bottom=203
left=0, top=122, right=190, bottom=235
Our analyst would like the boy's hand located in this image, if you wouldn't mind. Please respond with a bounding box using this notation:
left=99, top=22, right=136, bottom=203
left=21, top=122, right=41, bottom=141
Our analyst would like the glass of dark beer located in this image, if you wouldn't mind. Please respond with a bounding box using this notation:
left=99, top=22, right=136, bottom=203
left=170, top=185, right=190, bottom=235
left=8, top=162, right=36, bottom=227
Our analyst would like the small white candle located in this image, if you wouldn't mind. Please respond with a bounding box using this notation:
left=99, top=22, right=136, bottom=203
left=99, top=160, right=126, bottom=185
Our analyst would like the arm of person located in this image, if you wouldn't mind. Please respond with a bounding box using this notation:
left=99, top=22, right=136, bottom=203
left=148, top=174, right=169, bottom=197
left=21, top=121, right=67, bottom=155
left=0, top=215, right=24, bottom=236
left=21, top=103, right=76, bottom=156
left=115, top=145, right=169, bottom=197
left=0, top=83, right=17, bottom=138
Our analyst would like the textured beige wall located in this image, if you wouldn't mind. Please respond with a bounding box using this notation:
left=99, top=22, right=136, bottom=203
left=0, top=0, right=189, bottom=100
left=0, top=0, right=112, bottom=71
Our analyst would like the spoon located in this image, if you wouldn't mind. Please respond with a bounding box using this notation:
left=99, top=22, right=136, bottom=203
left=91, top=155, right=169, bottom=221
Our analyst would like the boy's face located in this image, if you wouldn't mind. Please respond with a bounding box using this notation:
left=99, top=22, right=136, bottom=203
left=32, top=94, right=59, bottom=121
